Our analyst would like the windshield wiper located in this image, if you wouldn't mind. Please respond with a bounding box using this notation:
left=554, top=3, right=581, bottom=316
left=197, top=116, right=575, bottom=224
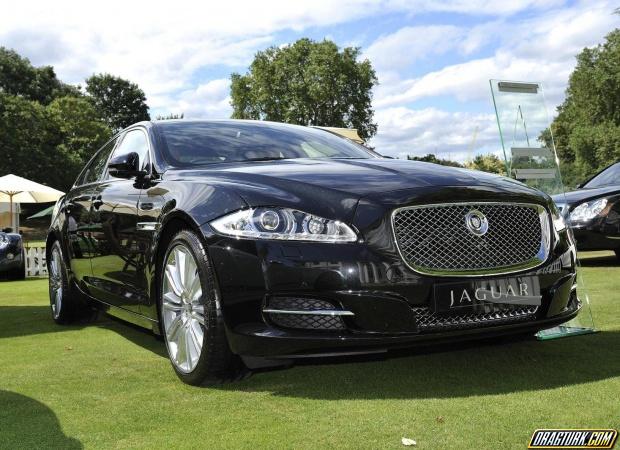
left=330, top=157, right=369, bottom=160
left=243, top=156, right=288, bottom=162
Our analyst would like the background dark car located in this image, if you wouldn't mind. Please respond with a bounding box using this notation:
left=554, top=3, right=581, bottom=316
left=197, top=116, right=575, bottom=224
left=0, top=229, right=25, bottom=280
left=553, top=161, right=620, bottom=259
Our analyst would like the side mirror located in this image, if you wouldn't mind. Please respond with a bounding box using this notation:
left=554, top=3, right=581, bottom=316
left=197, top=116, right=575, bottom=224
left=108, top=152, right=143, bottom=179
left=576, top=182, right=584, bottom=189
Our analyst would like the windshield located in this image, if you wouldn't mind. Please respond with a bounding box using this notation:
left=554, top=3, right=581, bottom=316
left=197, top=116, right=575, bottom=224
left=584, top=162, right=620, bottom=188
left=156, top=121, right=376, bottom=167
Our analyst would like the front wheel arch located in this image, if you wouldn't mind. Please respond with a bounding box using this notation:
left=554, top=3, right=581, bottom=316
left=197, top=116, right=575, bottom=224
left=152, top=214, right=205, bottom=327
left=158, top=228, right=245, bottom=384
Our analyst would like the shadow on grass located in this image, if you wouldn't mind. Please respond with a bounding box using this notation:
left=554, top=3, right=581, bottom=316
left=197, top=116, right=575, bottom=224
left=578, top=253, right=619, bottom=267
left=0, top=390, right=82, bottom=449
left=0, top=305, right=166, bottom=358
left=0, top=277, right=48, bottom=283
left=222, top=330, right=620, bottom=400
left=3, top=305, right=619, bottom=399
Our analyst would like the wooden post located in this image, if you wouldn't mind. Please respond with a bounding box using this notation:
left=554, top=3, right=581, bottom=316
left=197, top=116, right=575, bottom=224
left=9, top=193, right=13, bottom=231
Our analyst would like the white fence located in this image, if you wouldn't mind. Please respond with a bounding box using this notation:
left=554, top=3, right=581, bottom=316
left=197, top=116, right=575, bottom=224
left=25, top=246, right=47, bottom=277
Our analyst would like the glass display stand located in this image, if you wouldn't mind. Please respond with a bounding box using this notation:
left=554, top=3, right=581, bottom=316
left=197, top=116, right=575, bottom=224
left=489, top=79, right=596, bottom=340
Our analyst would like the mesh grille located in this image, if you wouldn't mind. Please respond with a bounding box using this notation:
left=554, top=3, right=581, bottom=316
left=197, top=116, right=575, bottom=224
left=266, top=297, right=345, bottom=331
left=412, top=304, right=538, bottom=331
left=393, top=203, right=546, bottom=273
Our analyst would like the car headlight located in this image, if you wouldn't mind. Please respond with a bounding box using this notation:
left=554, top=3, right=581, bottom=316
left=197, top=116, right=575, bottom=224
left=569, top=198, right=608, bottom=223
left=210, top=207, right=358, bottom=242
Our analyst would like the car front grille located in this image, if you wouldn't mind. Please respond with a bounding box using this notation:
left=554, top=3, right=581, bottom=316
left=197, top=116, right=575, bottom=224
left=392, top=202, right=550, bottom=275
left=412, top=304, right=539, bottom=331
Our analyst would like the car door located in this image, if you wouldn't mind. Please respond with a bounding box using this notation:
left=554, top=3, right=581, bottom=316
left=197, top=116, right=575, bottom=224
left=87, top=128, right=151, bottom=313
left=64, top=140, right=117, bottom=290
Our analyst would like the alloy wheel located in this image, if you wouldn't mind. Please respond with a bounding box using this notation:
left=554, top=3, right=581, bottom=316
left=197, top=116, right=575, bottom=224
left=162, top=243, right=206, bottom=373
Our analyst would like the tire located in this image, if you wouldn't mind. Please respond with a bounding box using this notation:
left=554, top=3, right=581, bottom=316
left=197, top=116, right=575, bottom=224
left=48, top=241, right=90, bottom=324
left=159, top=230, right=245, bottom=385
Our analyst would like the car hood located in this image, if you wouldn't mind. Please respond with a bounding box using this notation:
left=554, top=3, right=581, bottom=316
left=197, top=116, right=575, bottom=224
left=173, top=158, right=526, bottom=195
left=552, top=186, right=620, bottom=205
left=168, top=158, right=544, bottom=223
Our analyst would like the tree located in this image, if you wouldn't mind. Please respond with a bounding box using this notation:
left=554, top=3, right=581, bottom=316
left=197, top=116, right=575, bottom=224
left=465, top=154, right=506, bottom=175
left=0, top=93, right=64, bottom=187
left=407, top=154, right=463, bottom=167
left=48, top=96, right=112, bottom=170
left=85, top=73, right=150, bottom=131
left=230, top=38, right=378, bottom=140
left=0, top=47, right=79, bottom=104
left=0, top=93, right=113, bottom=191
left=546, top=28, right=620, bottom=185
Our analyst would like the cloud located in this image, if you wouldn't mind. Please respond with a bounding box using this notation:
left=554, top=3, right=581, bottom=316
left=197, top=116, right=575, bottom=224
left=372, top=1, right=618, bottom=109
left=386, top=0, right=565, bottom=16
left=1, top=0, right=616, bottom=161
left=365, top=25, right=463, bottom=71
left=367, top=0, right=618, bottom=159
left=162, top=79, right=232, bottom=119
left=0, top=0, right=573, bottom=100
left=370, top=106, right=500, bottom=160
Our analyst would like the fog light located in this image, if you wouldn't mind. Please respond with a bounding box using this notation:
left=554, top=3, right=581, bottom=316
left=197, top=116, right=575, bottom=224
left=6, top=252, right=14, bottom=260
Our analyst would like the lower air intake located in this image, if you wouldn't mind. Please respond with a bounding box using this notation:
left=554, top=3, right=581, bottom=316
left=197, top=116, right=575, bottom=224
left=265, top=297, right=346, bottom=331
left=412, top=304, right=538, bottom=331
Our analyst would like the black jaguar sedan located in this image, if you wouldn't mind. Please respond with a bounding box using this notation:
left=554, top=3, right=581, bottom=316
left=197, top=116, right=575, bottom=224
left=47, top=119, right=579, bottom=385
left=552, top=161, right=620, bottom=259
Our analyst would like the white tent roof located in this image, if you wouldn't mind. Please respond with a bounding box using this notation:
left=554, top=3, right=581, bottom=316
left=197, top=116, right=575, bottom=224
left=0, top=174, right=65, bottom=203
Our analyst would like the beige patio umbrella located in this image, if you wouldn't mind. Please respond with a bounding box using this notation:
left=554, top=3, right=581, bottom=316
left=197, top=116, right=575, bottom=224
left=0, top=174, right=65, bottom=231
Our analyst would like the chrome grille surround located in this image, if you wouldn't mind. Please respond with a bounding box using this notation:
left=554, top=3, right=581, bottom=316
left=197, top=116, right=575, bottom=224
left=391, top=202, right=551, bottom=277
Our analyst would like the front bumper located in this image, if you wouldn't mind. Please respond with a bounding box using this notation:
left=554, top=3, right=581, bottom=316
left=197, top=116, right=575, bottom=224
left=0, top=248, right=24, bottom=274
left=204, top=223, right=579, bottom=358
left=570, top=224, right=620, bottom=251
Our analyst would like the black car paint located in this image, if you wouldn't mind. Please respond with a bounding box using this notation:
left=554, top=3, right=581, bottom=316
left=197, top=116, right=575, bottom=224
left=553, top=187, right=620, bottom=252
left=0, top=231, right=24, bottom=277
left=48, top=120, right=579, bottom=361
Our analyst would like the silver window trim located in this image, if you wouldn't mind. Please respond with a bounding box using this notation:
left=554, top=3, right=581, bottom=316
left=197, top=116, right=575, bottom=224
left=390, top=202, right=552, bottom=277
left=102, top=127, right=153, bottom=182
left=72, top=125, right=156, bottom=188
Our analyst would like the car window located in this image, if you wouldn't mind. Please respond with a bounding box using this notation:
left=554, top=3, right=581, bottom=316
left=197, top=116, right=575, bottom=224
left=78, top=139, right=117, bottom=186
left=107, top=129, right=150, bottom=179
left=157, top=121, right=375, bottom=168
left=584, top=163, right=620, bottom=188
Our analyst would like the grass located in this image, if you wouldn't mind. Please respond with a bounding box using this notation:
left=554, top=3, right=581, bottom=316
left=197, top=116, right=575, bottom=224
left=1, top=252, right=619, bottom=449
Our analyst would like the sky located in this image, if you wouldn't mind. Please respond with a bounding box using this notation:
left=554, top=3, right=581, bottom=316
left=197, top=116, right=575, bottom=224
left=1, top=0, right=618, bottom=161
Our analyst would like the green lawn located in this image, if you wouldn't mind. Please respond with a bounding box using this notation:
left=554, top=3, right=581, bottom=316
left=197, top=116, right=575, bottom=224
left=1, top=252, right=619, bottom=449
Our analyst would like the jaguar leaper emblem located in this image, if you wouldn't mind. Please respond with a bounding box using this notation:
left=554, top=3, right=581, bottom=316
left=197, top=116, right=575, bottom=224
left=465, top=209, right=488, bottom=236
